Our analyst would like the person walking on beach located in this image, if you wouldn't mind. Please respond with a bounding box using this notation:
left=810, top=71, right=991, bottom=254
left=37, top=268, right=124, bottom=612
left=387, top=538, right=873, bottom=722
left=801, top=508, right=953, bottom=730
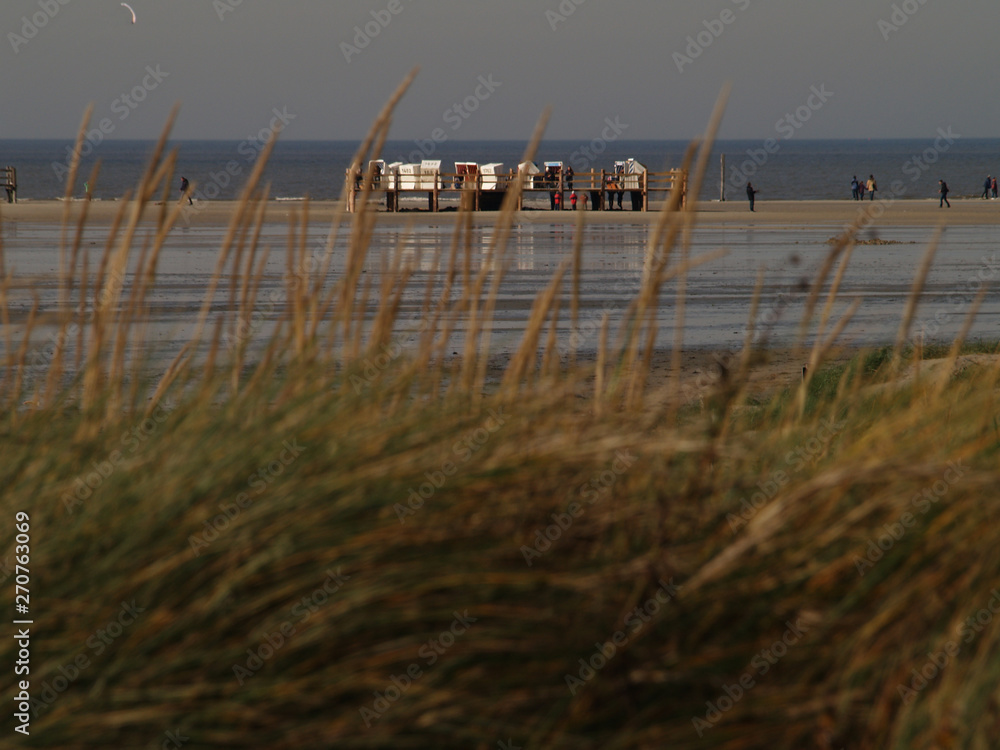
left=180, top=176, right=193, bottom=205
left=851, top=176, right=860, bottom=201
left=939, top=180, right=951, bottom=208
left=983, top=176, right=992, bottom=199
left=570, top=190, right=578, bottom=210
left=746, top=181, right=757, bottom=212
left=992, top=176, right=998, bottom=199
left=866, top=175, right=877, bottom=201
left=858, top=179, right=866, bottom=200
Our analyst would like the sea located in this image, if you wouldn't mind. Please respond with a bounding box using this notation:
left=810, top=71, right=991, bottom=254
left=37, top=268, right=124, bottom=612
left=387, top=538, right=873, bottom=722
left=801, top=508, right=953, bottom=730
left=2, top=137, right=999, bottom=203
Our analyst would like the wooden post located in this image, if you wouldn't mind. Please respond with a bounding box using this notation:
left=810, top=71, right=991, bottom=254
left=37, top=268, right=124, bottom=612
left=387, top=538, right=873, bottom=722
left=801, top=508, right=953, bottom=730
left=3, top=167, right=15, bottom=204
left=720, top=154, right=726, bottom=202
left=600, top=169, right=606, bottom=211
left=433, top=173, right=439, bottom=212
left=642, top=169, right=648, bottom=212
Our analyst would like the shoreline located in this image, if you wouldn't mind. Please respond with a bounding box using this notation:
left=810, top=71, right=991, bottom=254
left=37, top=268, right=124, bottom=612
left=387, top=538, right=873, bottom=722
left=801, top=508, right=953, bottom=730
left=4, top=197, right=1000, bottom=228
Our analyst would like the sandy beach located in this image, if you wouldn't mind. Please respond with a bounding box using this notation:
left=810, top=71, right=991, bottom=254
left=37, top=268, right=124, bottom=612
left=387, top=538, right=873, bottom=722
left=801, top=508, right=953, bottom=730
left=3, top=197, right=998, bottom=400
left=5, top=197, right=1000, bottom=228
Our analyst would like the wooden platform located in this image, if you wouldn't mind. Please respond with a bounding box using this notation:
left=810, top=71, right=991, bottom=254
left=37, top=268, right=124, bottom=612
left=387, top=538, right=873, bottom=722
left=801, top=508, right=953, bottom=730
left=346, top=167, right=686, bottom=213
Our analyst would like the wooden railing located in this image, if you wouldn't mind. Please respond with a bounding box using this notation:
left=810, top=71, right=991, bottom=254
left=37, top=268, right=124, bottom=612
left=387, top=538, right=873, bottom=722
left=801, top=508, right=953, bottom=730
left=346, top=167, right=687, bottom=213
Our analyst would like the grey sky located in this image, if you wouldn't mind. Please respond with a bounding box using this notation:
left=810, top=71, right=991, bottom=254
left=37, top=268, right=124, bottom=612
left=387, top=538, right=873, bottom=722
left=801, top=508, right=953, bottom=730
left=2, top=0, right=996, bottom=142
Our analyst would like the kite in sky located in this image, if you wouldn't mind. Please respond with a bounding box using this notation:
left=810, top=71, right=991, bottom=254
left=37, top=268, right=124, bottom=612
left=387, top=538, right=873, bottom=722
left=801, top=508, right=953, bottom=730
left=121, top=3, right=136, bottom=24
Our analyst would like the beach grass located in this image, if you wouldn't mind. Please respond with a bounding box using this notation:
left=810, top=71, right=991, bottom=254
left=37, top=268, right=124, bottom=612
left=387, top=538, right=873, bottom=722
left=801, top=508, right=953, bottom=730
left=2, top=84, right=1000, bottom=749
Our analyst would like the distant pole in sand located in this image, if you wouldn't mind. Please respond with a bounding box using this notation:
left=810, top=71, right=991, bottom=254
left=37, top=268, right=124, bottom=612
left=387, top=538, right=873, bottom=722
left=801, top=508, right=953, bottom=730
left=720, top=154, right=725, bottom=202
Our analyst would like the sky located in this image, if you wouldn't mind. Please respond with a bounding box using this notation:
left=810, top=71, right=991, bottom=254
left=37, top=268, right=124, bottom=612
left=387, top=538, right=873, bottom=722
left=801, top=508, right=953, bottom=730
left=1, top=0, right=997, bottom=143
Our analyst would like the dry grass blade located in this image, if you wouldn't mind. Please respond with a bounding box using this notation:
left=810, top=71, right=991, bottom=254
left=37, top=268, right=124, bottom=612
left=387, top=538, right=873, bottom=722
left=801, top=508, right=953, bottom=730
left=891, top=226, right=943, bottom=374
left=932, top=282, right=990, bottom=398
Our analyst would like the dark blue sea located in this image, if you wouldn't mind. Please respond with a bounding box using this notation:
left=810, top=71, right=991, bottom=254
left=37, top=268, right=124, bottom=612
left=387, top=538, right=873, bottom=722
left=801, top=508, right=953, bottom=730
left=2, top=137, right=999, bottom=203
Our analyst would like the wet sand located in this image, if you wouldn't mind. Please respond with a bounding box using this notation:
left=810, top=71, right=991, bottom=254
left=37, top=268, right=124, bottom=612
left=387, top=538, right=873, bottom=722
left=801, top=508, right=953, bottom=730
left=5, top=197, right=1000, bottom=228
left=3, top=198, right=999, bottom=397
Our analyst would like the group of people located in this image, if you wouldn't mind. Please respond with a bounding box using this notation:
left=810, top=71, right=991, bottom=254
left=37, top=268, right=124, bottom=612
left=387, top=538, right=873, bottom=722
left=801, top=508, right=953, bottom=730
left=850, top=175, right=878, bottom=201
left=938, top=175, right=1000, bottom=208
left=546, top=164, right=630, bottom=210
left=982, top=175, right=999, bottom=199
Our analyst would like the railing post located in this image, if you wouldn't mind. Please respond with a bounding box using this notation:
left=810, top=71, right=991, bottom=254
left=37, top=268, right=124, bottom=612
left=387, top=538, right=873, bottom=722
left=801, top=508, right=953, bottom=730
left=720, top=154, right=726, bottom=202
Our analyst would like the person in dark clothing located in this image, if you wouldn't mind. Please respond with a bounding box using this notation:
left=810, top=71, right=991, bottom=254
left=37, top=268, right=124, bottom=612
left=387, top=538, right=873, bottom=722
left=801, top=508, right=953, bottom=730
left=565, top=165, right=574, bottom=192
left=851, top=176, right=860, bottom=201
left=983, top=176, right=992, bottom=199
left=939, top=180, right=951, bottom=208
left=746, top=181, right=757, bottom=212
left=180, top=176, right=193, bottom=205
